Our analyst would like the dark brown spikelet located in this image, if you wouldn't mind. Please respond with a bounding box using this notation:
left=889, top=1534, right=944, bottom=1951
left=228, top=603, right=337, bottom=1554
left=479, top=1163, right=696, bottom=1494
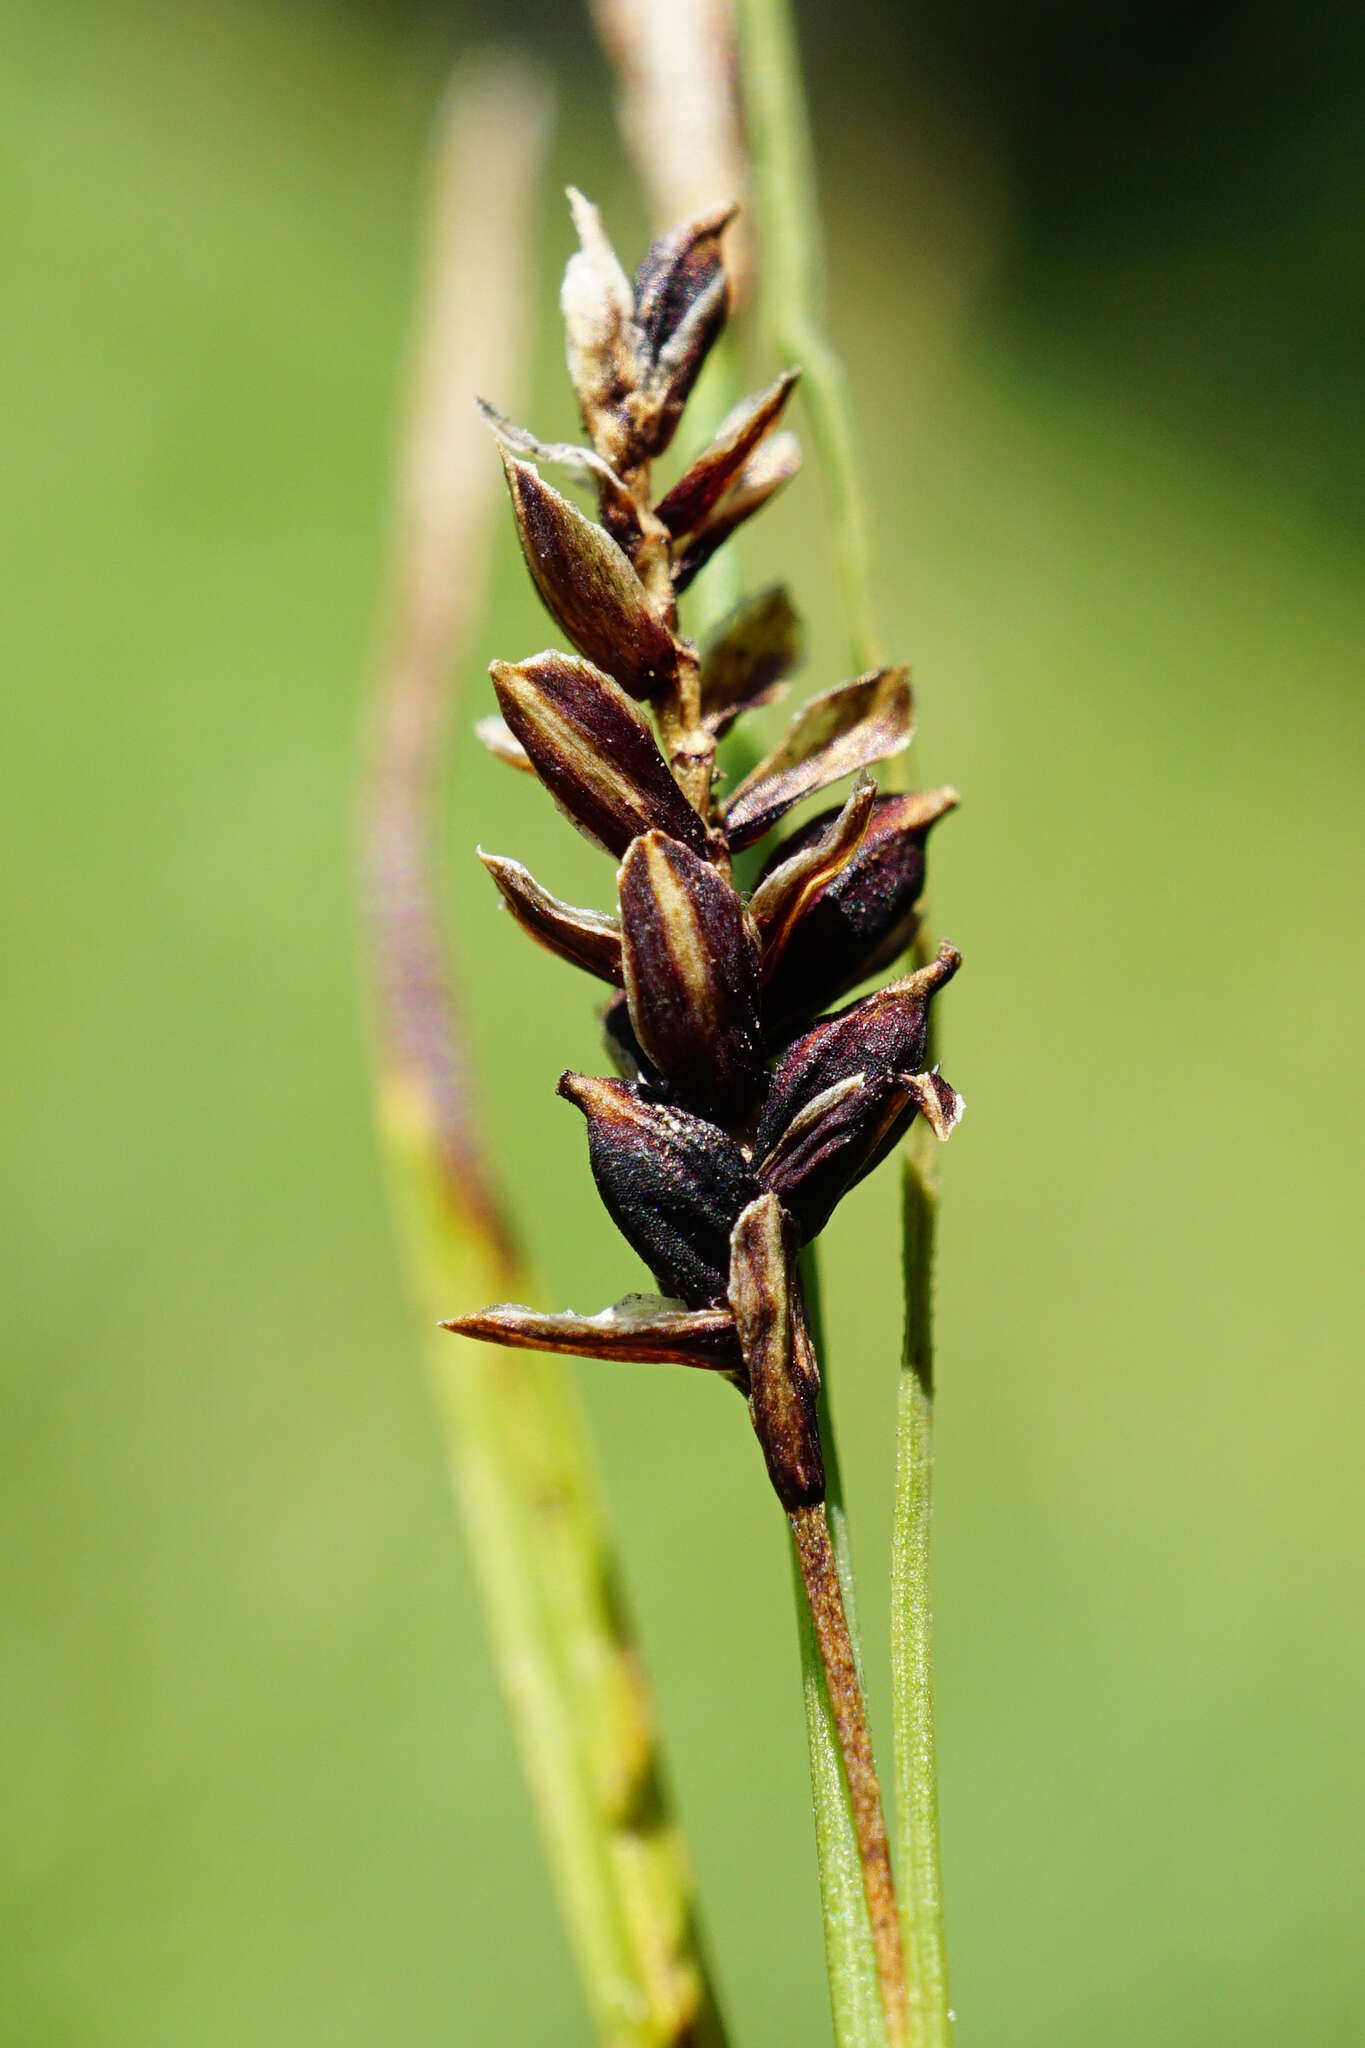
left=618, top=832, right=763, bottom=1128
left=756, top=785, right=959, bottom=1030
left=491, top=652, right=708, bottom=857
left=558, top=1074, right=759, bottom=1308
left=448, top=191, right=965, bottom=1521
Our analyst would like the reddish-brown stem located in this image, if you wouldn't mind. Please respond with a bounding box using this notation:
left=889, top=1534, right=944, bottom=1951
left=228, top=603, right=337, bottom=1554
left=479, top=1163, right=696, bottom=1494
left=790, top=1499, right=911, bottom=2048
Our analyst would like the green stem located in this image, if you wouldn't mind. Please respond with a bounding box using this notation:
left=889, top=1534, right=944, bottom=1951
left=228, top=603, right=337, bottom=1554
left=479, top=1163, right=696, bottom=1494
left=892, top=1126, right=953, bottom=2045
left=793, top=1254, right=892, bottom=2048
left=735, top=4, right=954, bottom=2036
left=734, top=0, right=880, bottom=670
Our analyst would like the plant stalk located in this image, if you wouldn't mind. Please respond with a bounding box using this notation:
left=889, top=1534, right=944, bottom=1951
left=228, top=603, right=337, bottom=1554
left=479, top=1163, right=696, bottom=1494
left=733, top=0, right=880, bottom=670
left=735, top=2, right=955, bottom=2037
left=791, top=1499, right=909, bottom=2048
left=891, top=1121, right=953, bottom=2045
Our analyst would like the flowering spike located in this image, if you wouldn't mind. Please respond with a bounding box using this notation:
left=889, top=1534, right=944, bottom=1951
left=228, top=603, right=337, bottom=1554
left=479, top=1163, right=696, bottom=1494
left=448, top=193, right=964, bottom=1541
left=618, top=832, right=763, bottom=1127
left=491, top=652, right=708, bottom=857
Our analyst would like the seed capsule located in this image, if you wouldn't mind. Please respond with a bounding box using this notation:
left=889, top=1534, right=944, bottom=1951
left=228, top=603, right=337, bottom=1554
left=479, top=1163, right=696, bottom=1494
left=491, top=652, right=709, bottom=858
left=756, top=1070, right=917, bottom=1243
left=558, top=1073, right=758, bottom=1307
left=755, top=941, right=963, bottom=1165
left=618, top=832, right=763, bottom=1127
left=756, top=786, right=959, bottom=1031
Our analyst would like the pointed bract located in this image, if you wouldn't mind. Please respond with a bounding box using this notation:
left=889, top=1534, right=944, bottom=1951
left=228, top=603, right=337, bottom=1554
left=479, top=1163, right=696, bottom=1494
left=442, top=1294, right=744, bottom=1375
left=618, top=832, right=763, bottom=1127
left=558, top=1073, right=758, bottom=1308
left=560, top=188, right=642, bottom=472
left=749, top=775, right=877, bottom=986
left=698, top=583, right=803, bottom=737
left=672, top=432, right=801, bottom=595
left=904, top=1068, right=966, bottom=1141
left=500, top=453, right=678, bottom=700
left=479, top=851, right=623, bottom=984
left=723, top=666, right=915, bottom=848
left=756, top=1070, right=917, bottom=1242
left=757, top=786, right=959, bottom=1029
left=477, top=396, right=640, bottom=534
left=728, top=1194, right=824, bottom=1509
left=632, top=205, right=734, bottom=454
left=491, top=652, right=709, bottom=858
left=655, top=371, right=800, bottom=540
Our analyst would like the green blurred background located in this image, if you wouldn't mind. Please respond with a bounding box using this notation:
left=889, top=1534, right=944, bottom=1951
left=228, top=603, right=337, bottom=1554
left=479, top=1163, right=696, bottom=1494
left=3, top=1, right=1362, bottom=2041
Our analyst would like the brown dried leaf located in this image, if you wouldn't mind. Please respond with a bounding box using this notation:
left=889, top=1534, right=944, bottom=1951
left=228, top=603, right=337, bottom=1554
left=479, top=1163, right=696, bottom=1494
left=500, top=453, right=679, bottom=700
left=479, top=850, right=623, bottom=984
left=654, top=371, right=800, bottom=539
left=491, top=651, right=709, bottom=858
left=722, top=665, right=914, bottom=848
left=618, top=832, right=763, bottom=1127
left=728, top=1193, right=824, bottom=1509
left=442, top=1294, right=744, bottom=1374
